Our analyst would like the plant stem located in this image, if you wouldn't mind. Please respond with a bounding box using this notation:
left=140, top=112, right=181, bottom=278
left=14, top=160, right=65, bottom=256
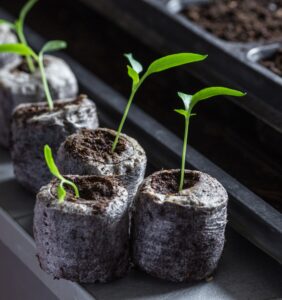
left=17, top=26, right=35, bottom=73
left=179, top=115, right=190, bottom=192
left=65, top=180, right=80, bottom=198
left=38, top=56, right=53, bottom=110
left=112, top=75, right=146, bottom=152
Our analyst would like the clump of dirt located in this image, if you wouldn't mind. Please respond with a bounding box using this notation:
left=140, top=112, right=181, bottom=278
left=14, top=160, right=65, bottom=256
left=261, top=49, right=282, bottom=77
left=183, top=0, right=282, bottom=43
left=64, top=128, right=134, bottom=164
left=151, top=170, right=199, bottom=194
left=13, top=95, right=85, bottom=120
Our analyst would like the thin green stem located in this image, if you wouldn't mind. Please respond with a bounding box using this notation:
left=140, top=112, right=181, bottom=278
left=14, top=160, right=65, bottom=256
left=65, top=180, right=80, bottom=198
left=17, top=25, right=35, bottom=73
left=112, top=75, right=146, bottom=152
left=179, top=115, right=190, bottom=192
left=38, top=55, right=53, bottom=110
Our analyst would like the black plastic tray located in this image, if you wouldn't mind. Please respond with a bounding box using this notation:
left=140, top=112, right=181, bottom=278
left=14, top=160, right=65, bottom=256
left=80, top=0, right=282, bottom=135
left=0, top=8, right=281, bottom=264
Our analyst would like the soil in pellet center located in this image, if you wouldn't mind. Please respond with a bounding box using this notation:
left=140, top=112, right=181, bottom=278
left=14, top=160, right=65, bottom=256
left=183, top=0, right=282, bottom=43
left=261, top=50, right=282, bottom=76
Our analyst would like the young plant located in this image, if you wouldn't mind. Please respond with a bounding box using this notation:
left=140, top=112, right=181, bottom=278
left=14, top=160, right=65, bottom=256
left=44, top=145, right=79, bottom=203
left=0, top=41, right=67, bottom=110
left=175, top=87, right=246, bottom=192
left=111, top=52, right=208, bottom=152
left=0, top=0, right=38, bottom=73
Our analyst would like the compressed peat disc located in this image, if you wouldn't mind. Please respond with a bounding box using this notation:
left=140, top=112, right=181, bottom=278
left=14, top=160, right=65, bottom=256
left=131, top=169, right=228, bottom=282
left=57, top=128, right=147, bottom=203
left=34, top=175, right=130, bottom=283
left=0, top=24, right=20, bottom=69
left=11, top=96, right=99, bottom=193
left=0, top=55, right=78, bottom=148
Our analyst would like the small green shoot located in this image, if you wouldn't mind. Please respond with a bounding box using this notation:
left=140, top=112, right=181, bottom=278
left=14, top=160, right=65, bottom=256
left=0, top=41, right=67, bottom=110
left=111, top=52, right=208, bottom=152
left=0, top=0, right=38, bottom=72
left=44, top=145, right=79, bottom=203
left=175, top=87, right=246, bottom=192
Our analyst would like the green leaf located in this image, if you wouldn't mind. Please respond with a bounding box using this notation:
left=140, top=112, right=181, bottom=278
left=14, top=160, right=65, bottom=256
left=40, top=40, right=67, bottom=56
left=18, top=0, right=38, bottom=26
left=0, top=19, right=16, bottom=29
left=174, top=109, right=189, bottom=118
left=146, top=53, right=207, bottom=76
left=44, top=145, right=80, bottom=203
left=44, top=145, right=63, bottom=180
left=127, top=65, right=139, bottom=86
left=192, top=87, right=246, bottom=106
left=0, top=43, right=36, bottom=58
left=124, top=53, right=143, bottom=74
left=177, top=92, right=192, bottom=111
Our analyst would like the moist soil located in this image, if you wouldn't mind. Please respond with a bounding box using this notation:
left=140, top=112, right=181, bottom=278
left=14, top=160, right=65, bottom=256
left=151, top=170, right=199, bottom=194
left=183, top=0, right=282, bottom=43
left=51, top=176, right=115, bottom=214
left=13, top=95, right=86, bottom=121
left=64, top=129, right=134, bottom=163
left=261, top=49, right=282, bottom=76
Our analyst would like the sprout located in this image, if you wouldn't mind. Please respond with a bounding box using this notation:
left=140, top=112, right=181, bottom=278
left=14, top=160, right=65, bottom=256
left=44, top=145, right=79, bottom=203
left=0, top=0, right=38, bottom=73
left=111, top=52, right=208, bottom=152
left=0, top=41, right=67, bottom=110
left=175, top=87, right=246, bottom=192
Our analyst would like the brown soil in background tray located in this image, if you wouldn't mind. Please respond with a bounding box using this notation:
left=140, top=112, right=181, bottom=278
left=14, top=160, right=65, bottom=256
left=183, top=0, right=282, bottom=43
left=261, top=50, right=282, bottom=77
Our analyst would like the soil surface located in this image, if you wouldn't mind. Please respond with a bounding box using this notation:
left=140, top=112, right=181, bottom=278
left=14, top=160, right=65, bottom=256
left=151, top=170, right=199, bottom=194
left=51, top=176, right=116, bottom=214
left=183, top=0, right=282, bottom=43
left=64, top=129, right=134, bottom=164
left=261, top=49, right=282, bottom=76
left=13, top=95, right=86, bottom=120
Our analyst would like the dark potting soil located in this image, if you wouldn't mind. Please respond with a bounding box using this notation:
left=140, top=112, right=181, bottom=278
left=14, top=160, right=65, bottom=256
left=261, top=49, right=282, bottom=76
left=64, top=129, right=134, bottom=164
left=50, top=176, right=116, bottom=214
left=13, top=95, right=86, bottom=121
left=151, top=170, right=199, bottom=194
left=183, top=0, right=282, bottom=43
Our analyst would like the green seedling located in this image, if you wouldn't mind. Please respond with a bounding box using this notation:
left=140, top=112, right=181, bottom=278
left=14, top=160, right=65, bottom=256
left=44, top=145, right=79, bottom=203
left=175, top=87, right=246, bottom=192
left=0, top=0, right=38, bottom=73
left=111, top=52, right=208, bottom=152
left=0, top=41, right=67, bottom=110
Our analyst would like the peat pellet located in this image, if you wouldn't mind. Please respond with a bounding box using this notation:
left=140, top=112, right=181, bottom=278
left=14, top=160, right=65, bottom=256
left=57, top=128, right=147, bottom=203
left=0, top=55, right=78, bottom=148
left=11, top=96, right=99, bottom=193
left=34, top=175, right=130, bottom=283
left=131, top=169, right=228, bottom=282
left=0, top=24, right=20, bottom=69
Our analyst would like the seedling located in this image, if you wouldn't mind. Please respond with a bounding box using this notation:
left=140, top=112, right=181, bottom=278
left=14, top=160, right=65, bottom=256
left=175, top=87, right=246, bottom=192
left=0, top=0, right=38, bottom=72
left=111, top=52, right=208, bottom=152
left=44, top=145, right=79, bottom=203
left=0, top=41, right=67, bottom=110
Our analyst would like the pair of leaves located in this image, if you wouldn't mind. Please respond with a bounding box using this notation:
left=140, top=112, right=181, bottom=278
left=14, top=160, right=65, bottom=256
left=126, top=52, right=207, bottom=87
left=44, top=145, right=79, bottom=203
left=175, top=87, right=246, bottom=118
left=0, top=40, right=67, bottom=61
